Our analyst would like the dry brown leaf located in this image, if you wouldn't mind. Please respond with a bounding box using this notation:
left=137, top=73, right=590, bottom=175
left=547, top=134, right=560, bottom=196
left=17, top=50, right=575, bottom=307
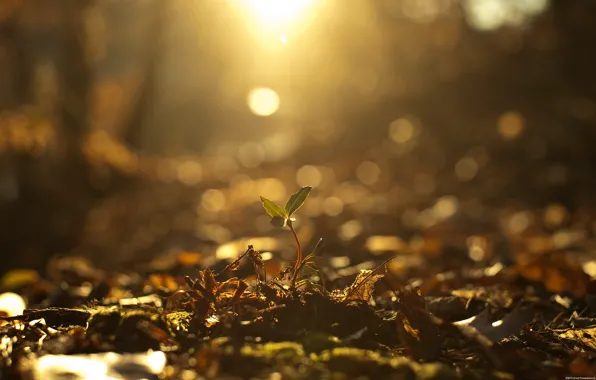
left=176, top=252, right=203, bottom=267
left=516, top=252, right=590, bottom=297
left=201, top=269, right=218, bottom=297
left=453, top=304, right=534, bottom=342
left=344, top=269, right=384, bottom=302
left=569, top=354, right=596, bottom=377
left=555, top=327, right=596, bottom=351
left=0, top=269, right=39, bottom=290
left=147, top=274, right=179, bottom=292
left=230, top=280, right=249, bottom=306
left=396, top=307, right=442, bottom=360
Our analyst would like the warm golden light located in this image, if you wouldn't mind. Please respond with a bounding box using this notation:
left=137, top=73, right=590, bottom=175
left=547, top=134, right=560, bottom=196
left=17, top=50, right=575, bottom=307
left=244, top=0, right=314, bottom=28
left=497, top=111, right=525, bottom=140
left=0, top=292, right=26, bottom=317
left=247, top=87, right=280, bottom=116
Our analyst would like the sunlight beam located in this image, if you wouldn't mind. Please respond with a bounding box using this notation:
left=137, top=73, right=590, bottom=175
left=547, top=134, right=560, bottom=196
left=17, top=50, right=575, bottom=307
left=242, top=0, right=315, bottom=29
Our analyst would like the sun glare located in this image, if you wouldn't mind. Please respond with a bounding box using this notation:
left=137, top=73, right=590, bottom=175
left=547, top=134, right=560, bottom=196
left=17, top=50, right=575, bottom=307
left=243, top=0, right=314, bottom=28
left=248, top=87, right=280, bottom=116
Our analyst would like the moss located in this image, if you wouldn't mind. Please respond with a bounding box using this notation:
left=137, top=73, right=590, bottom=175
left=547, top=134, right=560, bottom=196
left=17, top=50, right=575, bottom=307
left=315, top=347, right=401, bottom=378
left=411, top=362, right=458, bottom=380
left=317, top=347, right=385, bottom=364
left=166, top=311, right=192, bottom=333
left=86, top=307, right=174, bottom=351
left=241, top=341, right=305, bottom=361
left=300, top=331, right=340, bottom=354
left=313, top=347, right=458, bottom=380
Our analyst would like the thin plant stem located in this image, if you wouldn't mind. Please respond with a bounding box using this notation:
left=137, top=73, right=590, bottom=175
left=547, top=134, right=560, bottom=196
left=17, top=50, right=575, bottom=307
left=288, top=220, right=302, bottom=291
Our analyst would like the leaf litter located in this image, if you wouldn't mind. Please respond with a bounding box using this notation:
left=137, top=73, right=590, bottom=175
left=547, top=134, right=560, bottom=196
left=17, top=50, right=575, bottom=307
left=2, top=191, right=596, bottom=379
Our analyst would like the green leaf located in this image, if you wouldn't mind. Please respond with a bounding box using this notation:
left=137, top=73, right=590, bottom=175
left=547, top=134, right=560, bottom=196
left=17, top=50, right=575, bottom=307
left=260, top=196, right=287, bottom=219
left=295, top=278, right=327, bottom=295
left=302, top=264, right=318, bottom=276
left=285, top=186, right=312, bottom=217
left=270, top=216, right=287, bottom=228
left=303, top=238, right=323, bottom=263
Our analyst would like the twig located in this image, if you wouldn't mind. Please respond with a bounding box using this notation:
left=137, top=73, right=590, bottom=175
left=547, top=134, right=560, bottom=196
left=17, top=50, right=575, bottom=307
left=546, top=311, right=564, bottom=330
left=254, top=304, right=286, bottom=315
left=216, top=245, right=254, bottom=278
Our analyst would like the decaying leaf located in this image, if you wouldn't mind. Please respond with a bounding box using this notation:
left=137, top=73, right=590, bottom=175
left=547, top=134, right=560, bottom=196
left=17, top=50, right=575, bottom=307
left=569, top=354, right=596, bottom=377
left=451, top=286, right=515, bottom=309
left=176, top=251, right=203, bottom=267
left=515, top=253, right=590, bottom=298
left=147, top=274, right=179, bottom=292
left=218, top=245, right=254, bottom=275
left=230, top=280, right=249, bottom=305
left=343, top=269, right=384, bottom=302
left=398, top=312, right=420, bottom=340
left=554, top=326, right=596, bottom=351
left=398, top=286, right=426, bottom=310
left=248, top=249, right=264, bottom=269
left=201, top=269, right=218, bottom=298
left=395, top=305, right=442, bottom=361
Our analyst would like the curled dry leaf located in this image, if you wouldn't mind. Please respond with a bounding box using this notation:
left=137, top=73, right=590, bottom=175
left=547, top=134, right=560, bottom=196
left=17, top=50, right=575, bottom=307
left=343, top=269, right=384, bottom=302
left=230, top=280, right=249, bottom=306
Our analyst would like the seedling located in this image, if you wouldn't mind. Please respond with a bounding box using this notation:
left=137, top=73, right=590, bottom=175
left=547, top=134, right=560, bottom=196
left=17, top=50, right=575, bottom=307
left=260, top=186, right=320, bottom=291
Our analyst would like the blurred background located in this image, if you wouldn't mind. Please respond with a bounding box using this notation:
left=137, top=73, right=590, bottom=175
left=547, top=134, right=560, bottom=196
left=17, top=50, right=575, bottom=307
left=1, top=0, right=596, bottom=280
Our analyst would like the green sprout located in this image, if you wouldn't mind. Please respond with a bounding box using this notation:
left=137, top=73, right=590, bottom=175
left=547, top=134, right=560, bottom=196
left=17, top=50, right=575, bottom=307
left=260, top=186, right=318, bottom=291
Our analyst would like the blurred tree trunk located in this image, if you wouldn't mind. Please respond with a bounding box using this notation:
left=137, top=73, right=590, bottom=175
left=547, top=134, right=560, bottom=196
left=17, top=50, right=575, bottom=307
left=0, top=3, right=31, bottom=109
left=123, top=0, right=170, bottom=151
left=58, top=0, right=93, bottom=148
left=0, top=0, right=96, bottom=274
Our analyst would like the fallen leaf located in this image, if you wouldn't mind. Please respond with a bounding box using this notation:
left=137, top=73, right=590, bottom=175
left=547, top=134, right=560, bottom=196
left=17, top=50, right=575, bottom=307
left=344, top=269, right=384, bottom=302
left=569, top=354, right=596, bottom=377
left=176, top=251, right=203, bottom=267
left=147, top=274, right=179, bottom=292
left=453, top=303, right=535, bottom=342
left=554, top=327, right=596, bottom=351
left=0, top=269, right=39, bottom=290
left=515, top=252, right=590, bottom=297
left=395, top=304, right=442, bottom=360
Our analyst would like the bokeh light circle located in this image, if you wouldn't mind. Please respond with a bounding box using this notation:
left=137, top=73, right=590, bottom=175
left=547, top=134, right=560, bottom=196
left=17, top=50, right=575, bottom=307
left=247, top=87, right=280, bottom=116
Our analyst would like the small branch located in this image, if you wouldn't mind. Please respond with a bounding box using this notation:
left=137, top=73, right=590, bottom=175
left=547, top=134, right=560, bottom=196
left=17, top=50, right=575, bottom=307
left=216, top=245, right=254, bottom=278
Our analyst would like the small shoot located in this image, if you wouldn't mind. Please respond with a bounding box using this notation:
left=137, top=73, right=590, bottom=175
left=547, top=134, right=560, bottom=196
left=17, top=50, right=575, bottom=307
left=294, top=238, right=326, bottom=293
left=295, top=238, right=323, bottom=278
left=260, top=186, right=317, bottom=292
